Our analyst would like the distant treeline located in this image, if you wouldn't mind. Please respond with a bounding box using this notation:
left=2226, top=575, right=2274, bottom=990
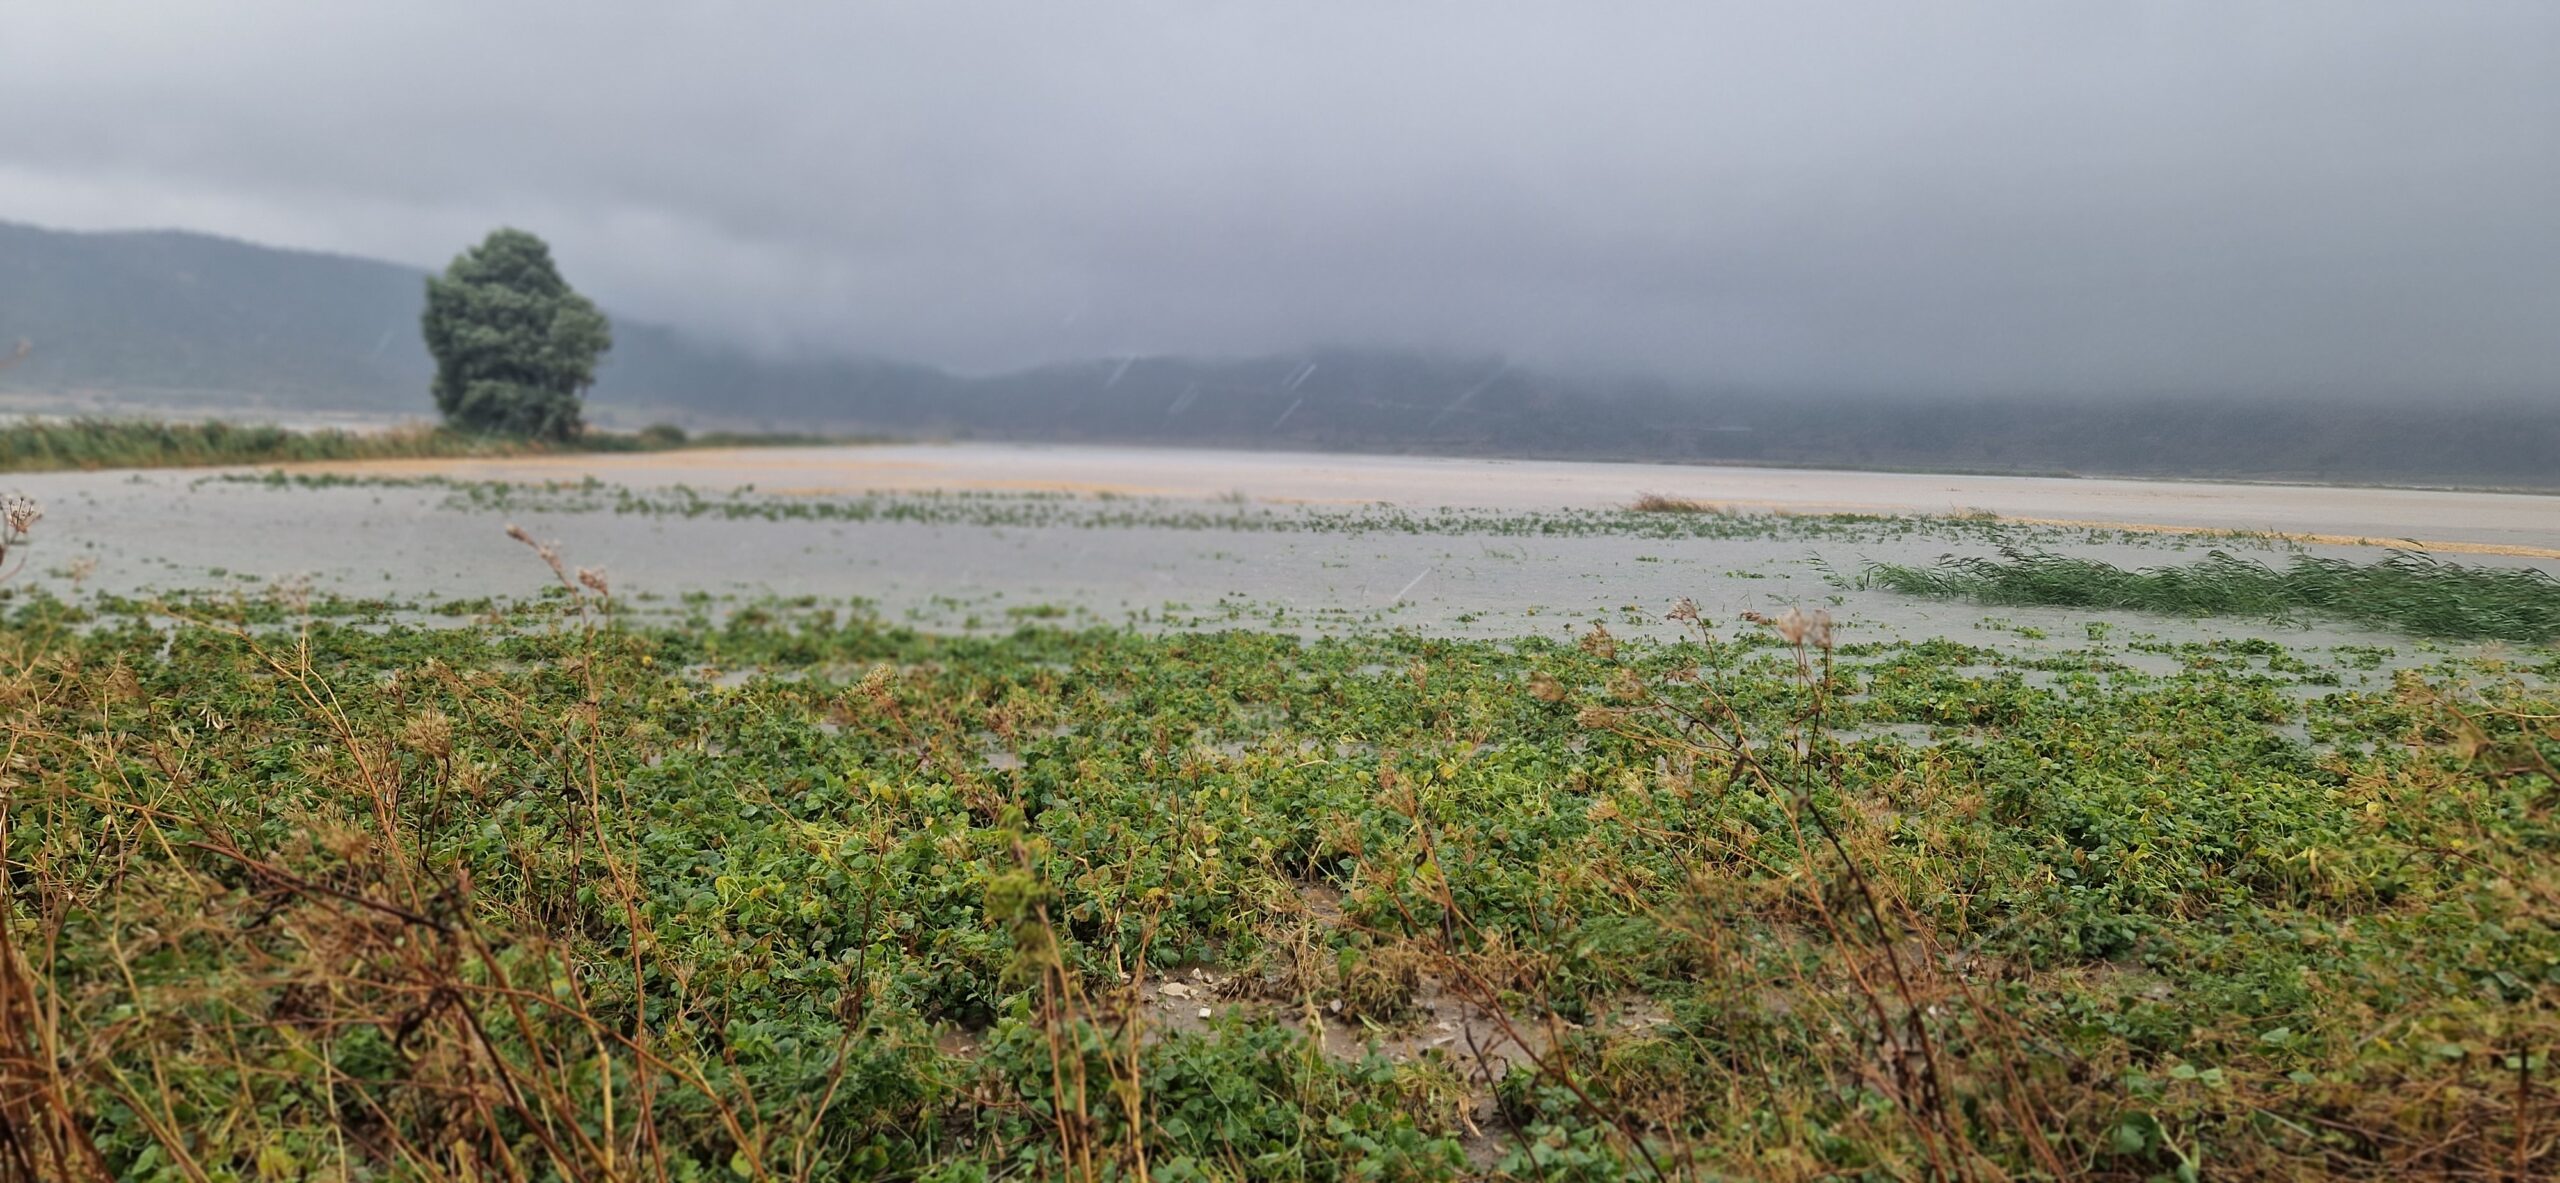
left=0, top=418, right=860, bottom=474
left=5, top=220, right=2554, bottom=488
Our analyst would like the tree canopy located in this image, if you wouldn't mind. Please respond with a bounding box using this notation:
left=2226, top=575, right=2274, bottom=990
left=422, top=229, right=610, bottom=439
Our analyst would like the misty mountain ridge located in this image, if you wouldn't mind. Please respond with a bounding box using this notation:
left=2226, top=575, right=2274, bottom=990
left=0, top=220, right=939, bottom=419
left=2, top=219, right=2553, bottom=489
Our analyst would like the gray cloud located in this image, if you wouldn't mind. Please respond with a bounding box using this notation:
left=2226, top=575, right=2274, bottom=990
left=4, top=1, right=2556, bottom=395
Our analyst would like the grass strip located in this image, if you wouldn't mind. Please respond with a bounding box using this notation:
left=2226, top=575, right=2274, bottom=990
left=1866, top=546, right=2560, bottom=641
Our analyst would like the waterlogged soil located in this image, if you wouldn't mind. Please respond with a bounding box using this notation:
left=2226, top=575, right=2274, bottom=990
left=8, top=449, right=2556, bottom=665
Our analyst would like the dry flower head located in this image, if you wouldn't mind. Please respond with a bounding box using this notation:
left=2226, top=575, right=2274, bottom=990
left=1767, top=606, right=1835, bottom=650
left=1, top=494, right=39, bottom=541
left=0, top=493, right=39, bottom=579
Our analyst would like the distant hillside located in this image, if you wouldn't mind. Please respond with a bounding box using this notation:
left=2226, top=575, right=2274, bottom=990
left=4, top=220, right=2555, bottom=488
left=0, top=220, right=944, bottom=422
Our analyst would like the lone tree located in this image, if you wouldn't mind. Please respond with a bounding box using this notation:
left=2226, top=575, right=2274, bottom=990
left=422, top=229, right=611, bottom=440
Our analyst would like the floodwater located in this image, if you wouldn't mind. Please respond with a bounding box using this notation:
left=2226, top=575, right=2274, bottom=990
left=292, top=442, right=2560, bottom=555
left=6, top=443, right=2554, bottom=665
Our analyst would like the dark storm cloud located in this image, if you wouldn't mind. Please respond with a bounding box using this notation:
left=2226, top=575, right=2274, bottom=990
left=4, top=1, right=2556, bottom=394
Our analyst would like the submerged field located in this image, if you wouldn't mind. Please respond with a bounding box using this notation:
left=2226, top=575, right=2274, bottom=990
left=1, top=582, right=2554, bottom=1180
left=2, top=449, right=2557, bottom=1180
left=13, top=458, right=2559, bottom=652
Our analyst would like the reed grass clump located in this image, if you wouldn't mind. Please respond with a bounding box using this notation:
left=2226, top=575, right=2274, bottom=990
left=1865, top=547, right=2560, bottom=641
left=1628, top=491, right=1734, bottom=515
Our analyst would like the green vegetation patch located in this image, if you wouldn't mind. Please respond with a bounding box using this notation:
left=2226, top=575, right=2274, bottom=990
left=0, top=417, right=532, bottom=472
left=1867, top=546, right=2560, bottom=642
left=0, top=589, right=2552, bottom=1178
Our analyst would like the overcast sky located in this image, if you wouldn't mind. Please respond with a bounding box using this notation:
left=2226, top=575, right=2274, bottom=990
left=4, top=2, right=2556, bottom=395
